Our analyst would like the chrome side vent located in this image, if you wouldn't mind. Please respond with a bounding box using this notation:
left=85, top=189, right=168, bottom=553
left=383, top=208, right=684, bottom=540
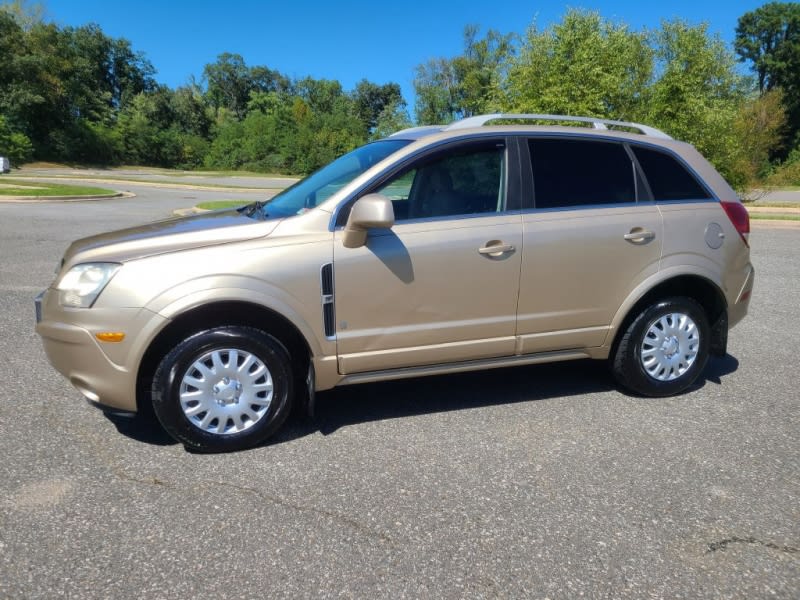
left=320, top=263, right=335, bottom=339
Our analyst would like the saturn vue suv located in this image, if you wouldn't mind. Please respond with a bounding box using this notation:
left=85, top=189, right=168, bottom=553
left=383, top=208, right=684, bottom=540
left=35, top=114, right=754, bottom=451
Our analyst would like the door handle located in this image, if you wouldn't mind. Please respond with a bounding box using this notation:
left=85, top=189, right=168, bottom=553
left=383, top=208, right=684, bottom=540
left=623, top=229, right=655, bottom=243
left=478, top=242, right=516, bottom=256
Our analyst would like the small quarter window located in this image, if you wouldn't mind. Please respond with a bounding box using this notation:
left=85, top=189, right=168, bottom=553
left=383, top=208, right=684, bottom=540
left=529, top=139, right=635, bottom=208
left=633, top=146, right=711, bottom=201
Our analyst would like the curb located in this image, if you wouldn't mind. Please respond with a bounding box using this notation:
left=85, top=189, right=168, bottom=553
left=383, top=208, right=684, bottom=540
left=746, top=205, right=800, bottom=228
left=0, top=191, right=135, bottom=203
left=172, top=207, right=211, bottom=217
left=751, top=220, right=800, bottom=229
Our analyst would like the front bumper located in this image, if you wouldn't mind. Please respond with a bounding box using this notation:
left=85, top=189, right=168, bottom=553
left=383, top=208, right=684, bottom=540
left=35, top=288, right=167, bottom=412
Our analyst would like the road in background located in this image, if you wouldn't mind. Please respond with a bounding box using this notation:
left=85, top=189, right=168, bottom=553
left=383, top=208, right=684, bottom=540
left=759, top=189, right=800, bottom=203
left=0, top=192, right=797, bottom=598
left=8, top=166, right=298, bottom=192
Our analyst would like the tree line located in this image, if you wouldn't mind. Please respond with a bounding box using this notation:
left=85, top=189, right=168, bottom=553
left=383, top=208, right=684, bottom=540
left=414, top=4, right=800, bottom=190
left=1, top=2, right=799, bottom=189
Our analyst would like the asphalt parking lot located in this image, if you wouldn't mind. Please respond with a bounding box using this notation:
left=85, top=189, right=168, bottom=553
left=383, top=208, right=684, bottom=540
left=0, top=189, right=798, bottom=598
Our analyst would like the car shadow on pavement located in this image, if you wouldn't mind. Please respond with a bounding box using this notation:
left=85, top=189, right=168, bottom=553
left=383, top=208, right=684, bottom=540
left=104, top=411, right=179, bottom=446
left=611, top=353, right=740, bottom=398
left=274, top=353, right=742, bottom=444
left=273, top=359, right=615, bottom=443
left=102, top=354, right=741, bottom=449
left=702, top=353, right=740, bottom=385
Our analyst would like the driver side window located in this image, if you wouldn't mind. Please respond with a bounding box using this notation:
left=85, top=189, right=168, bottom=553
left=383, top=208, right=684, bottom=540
left=375, top=141, right=506, bottom=221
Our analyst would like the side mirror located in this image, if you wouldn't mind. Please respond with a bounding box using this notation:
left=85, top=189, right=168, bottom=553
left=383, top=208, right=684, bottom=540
left=342, top=194, right=395, bottom=248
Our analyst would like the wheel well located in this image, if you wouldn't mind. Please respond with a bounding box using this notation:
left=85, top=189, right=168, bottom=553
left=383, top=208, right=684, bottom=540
left=136, top=301, right=312, bottom=413
left=611, top=275, right=727, bottom=357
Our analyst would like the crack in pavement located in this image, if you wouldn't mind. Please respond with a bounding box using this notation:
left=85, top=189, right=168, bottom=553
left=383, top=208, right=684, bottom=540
left=110, top=471, right=397, bottom=547
left=706, top=536, right=799, bottom=556
left=200, top=480, right=398, bottom=547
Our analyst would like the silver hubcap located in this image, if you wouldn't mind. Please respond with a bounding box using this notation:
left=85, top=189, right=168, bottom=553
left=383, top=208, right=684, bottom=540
left=640, top=312, right=700, bottom=381
left=179, top=348, right=273, bottom=435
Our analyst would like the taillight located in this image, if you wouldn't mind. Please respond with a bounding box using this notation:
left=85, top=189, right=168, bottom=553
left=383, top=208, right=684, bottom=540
left=721, top=201, right=750, bottom=247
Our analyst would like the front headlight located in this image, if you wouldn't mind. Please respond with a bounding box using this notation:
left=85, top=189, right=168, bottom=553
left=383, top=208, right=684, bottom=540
left=57, top=263, right=121, bottom=308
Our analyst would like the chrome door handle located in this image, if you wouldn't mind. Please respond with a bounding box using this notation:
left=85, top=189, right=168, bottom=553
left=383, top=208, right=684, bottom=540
left=478, top=243, right=516, bottom=255
left=623, top=229, right=655, bottom=243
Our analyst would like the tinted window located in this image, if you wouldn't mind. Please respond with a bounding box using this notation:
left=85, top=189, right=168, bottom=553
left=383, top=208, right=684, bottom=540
left=633, top=146, right=711, bottom=201
left=375, top=142, right=505, bottom=221
left=529, top=139, right=635, bottom=208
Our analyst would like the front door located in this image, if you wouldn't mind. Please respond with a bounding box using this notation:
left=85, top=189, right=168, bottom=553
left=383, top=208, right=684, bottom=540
left=333, top=139, right=523, bottom=374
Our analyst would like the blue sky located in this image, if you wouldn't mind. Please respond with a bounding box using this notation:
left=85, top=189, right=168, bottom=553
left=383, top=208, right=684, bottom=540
left=45, top=0, right=764, bottom=108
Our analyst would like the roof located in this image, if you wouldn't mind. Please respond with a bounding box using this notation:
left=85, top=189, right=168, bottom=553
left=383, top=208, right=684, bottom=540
left=389, top=113, right=672, bottom=141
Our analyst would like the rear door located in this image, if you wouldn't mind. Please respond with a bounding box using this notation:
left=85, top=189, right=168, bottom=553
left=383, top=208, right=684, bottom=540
left=516, top=136, right=663, bottom=353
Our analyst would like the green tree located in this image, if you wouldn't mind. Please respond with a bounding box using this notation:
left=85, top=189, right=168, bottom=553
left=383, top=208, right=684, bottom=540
left=109, top=37, right=157, bottom=108
left=0, top=115, right=34, bottom=164
left=353, top=80, right=404, bottom=134
left=454, top=25, right=515, bottom=116
left=735, top=2, right=800, bottom=92
left=735, top=2, right=800, bottom=148
left=0, top=11, right=156, bottom=161
left=249, top=65, right=292, bottom=95
left=414, top=25, right=513, bottom=124
left=203, top=53, right=253, bottom=119
left=646, top=20, right=747, bottom=186
left=0, top=0, right=45, bottom=29
left=371, top=101, right=412, bottom=140
left=413, top=57, right=459, bottom=124
left=732, top=88, right=787, bottom=184
left=501, top=9, right=652, bottom=119
left=295, top=77, right=345, bottom=114
left=171, top=85, right=213, bottom=138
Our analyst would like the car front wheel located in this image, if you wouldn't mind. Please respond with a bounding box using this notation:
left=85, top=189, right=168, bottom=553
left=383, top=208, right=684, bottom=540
left=151, top=326, right=293, bottom=452
left=612, top=297, right=710, bottom=397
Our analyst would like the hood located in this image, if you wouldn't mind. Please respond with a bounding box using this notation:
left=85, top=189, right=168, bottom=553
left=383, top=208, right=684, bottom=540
left=62, top=209, right=281, bottom=267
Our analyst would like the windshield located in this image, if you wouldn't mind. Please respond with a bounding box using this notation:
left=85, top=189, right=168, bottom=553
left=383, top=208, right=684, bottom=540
left=252, top=139, right=410, bottom=218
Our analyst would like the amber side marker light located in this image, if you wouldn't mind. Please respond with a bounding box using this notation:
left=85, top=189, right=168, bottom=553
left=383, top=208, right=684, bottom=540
left=96, top=332, right=126, bottom=343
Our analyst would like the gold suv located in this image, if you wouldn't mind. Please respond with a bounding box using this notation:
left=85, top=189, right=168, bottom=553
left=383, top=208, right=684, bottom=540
left=36, top=114, right=754, bottom=451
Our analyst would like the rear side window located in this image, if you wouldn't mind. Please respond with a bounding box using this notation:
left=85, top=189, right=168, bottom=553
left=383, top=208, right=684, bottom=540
left=529, top=139, right=635, bottom=209
left=632, top=146, right=711, bottom=201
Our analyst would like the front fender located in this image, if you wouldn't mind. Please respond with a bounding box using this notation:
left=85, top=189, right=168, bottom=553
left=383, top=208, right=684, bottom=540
left=147, top=276, right=327, bottom=357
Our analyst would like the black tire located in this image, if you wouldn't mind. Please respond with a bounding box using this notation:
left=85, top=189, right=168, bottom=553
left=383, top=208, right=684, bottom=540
left=612, top=297, right=710, bottom=397
left=151, top=326, right=293, bottom=452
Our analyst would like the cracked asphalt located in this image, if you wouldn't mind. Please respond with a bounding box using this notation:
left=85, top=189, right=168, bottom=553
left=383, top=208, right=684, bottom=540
left=0, top=189, right=798, bottom=598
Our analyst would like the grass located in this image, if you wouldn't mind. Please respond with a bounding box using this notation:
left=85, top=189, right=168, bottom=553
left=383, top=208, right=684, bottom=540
left=766, top=185, right=800, bottom=191
left=10, top=173, right=284, bottom=190
left=743, top=199, right=800, bottom=207
left=749, top=212, right=800, bottom=221
left=0, top=179, right=115, bottom=197
left=22, top=161, right=293, bottom=178
left=748, top=201, right=800, bottom=208
left=195, top=200, right=248, bottom=210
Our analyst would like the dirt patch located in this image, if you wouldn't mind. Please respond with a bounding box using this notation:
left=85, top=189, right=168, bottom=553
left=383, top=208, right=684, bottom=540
left=4, top=479, right=73, bottom=509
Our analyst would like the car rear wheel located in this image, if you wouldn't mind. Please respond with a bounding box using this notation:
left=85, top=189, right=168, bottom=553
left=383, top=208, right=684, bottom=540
left=612, top=297, right=710, bottom=397
left=151, top=326, right=293, bottom=452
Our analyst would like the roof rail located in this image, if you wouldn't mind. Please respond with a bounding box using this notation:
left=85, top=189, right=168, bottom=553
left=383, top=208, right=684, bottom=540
left=445, top=113, right=672, bottom=139
left=388, top=125, right=445, bottom=139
